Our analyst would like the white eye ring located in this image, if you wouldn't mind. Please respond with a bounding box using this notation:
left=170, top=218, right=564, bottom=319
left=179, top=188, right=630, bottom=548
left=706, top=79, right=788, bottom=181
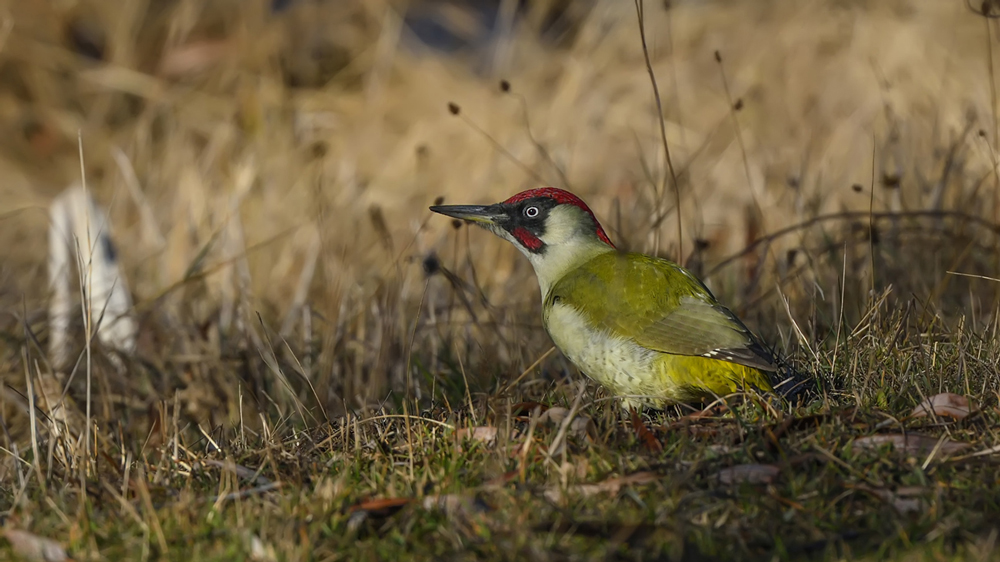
left=524, top=206, right=540, bottom=218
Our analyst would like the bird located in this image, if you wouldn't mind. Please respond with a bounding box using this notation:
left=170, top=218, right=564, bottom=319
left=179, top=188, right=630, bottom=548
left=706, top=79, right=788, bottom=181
left=429, top=187, right=777, bottom=410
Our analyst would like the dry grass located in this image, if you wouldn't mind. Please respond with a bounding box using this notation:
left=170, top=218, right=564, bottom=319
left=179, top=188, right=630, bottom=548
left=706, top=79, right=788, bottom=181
left=1, top=0, right=1000, bottom=559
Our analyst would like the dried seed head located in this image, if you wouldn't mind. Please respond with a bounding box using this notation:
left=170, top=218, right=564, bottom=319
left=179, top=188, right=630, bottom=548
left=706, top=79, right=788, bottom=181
left=433, top=196, right=445, bottom=206
left=447, top=102, right=461, bottom=115
left=881, top=173, right=901, bottom=189
left=310, top=141, right=328, bottom=158
left=451, top=219, right=463, bottom=230
left=500, top=80, right=511, bottom=93
left=66, top=16, right=106, bottom=61
left=422, top=253, right=441, bottom=276
left=851, top=184, right=863, bottom=193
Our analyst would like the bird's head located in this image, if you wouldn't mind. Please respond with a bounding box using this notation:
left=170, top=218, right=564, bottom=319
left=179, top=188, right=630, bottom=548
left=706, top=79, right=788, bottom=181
left=430, top=188, right=616, bottom=295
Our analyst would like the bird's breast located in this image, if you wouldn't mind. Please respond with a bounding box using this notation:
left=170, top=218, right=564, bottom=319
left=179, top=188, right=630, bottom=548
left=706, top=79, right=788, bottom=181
left=543, top=301, right=672, bottom=400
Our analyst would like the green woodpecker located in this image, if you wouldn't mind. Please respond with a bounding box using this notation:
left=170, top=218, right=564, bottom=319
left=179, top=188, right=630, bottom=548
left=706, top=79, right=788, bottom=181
left=430, top=188, right=776, bottom=409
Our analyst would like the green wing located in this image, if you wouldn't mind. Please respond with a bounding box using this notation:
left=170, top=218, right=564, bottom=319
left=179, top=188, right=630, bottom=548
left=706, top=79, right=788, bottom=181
left=547, top=251, right=776, bottom=372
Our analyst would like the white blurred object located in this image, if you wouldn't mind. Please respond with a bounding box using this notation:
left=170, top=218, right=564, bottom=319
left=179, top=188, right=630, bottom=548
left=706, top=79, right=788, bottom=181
left=47, top=184, right=137, bottom=369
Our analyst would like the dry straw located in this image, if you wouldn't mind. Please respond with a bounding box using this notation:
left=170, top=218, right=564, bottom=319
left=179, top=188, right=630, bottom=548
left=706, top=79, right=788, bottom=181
left=0, top=0, right=997, bottom=433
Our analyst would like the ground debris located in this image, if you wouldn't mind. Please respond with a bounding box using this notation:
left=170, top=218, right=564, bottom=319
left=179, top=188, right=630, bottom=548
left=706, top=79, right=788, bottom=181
left=2, top=529, right=69, bottom=562
left=421, top=493, right=491, bottom=517
left=630, top=409, right=663, bottom=453
left=713, top=463, right=780, bottom=485
left=543, top=471, right=659, bottom=503
left=454, top=426, right=499, bottom=448
left=909, top=393, right=979, bottom=421
left=538, top=407, right=593, bottom=441
left=851, top=433, right=970, bottom=456
left=850, top=484, right=931, bottom=515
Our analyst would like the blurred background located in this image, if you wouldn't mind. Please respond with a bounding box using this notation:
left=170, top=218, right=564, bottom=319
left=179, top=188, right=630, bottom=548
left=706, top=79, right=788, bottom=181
left=1, top=0, right=999, bottom=422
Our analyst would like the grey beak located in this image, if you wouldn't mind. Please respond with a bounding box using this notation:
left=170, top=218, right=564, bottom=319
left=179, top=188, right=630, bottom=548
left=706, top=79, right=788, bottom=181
left=429, top=204, right=503, bottom=226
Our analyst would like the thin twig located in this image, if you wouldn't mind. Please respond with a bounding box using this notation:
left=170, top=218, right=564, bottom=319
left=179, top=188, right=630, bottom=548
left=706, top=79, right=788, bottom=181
left=947, top=270, right=1000, bottom=283
left=448, top=103, right=550, bottom=185
left=634, top=0, right=681, bottom=257
left=706, top=209, right=1000, bottom=278
left=501, top=346, right=557, bottom=394
left=868, top=134, right=877, bottom=295
left=354, top=414, right=455, bottom=430
left=506, top=84, right=572, bottom=189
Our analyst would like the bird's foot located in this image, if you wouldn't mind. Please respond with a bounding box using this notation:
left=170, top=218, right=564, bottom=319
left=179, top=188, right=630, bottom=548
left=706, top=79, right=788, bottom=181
left=678, top=402, right=730, bottom=422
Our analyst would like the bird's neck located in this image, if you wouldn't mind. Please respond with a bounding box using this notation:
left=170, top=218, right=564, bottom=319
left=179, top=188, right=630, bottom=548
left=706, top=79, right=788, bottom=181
left=526, top=238, right=614, bottom=299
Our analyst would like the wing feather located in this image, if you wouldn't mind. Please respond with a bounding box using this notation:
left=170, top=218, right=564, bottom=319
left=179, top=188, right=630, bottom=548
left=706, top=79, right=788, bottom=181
left=635, top=297, right=776, bottom=371
left=551, top=252, right=776, bottom=372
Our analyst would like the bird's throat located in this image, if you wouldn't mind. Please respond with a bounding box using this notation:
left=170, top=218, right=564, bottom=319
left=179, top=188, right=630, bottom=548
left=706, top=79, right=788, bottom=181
left=528, top=241, right=614, bottom=301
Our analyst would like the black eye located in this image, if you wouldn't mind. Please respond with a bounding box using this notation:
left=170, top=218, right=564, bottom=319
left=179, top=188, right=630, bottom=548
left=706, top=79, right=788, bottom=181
left=524, top=206, right=540, bottom=218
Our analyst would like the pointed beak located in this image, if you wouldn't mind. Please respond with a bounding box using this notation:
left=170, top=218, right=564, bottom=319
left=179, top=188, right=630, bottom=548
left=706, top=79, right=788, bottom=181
left=429, top=204, right=503, bottom=226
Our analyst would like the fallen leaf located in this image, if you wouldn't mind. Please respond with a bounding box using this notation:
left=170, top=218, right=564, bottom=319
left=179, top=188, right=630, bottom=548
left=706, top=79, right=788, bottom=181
left=852, top=485, right=930, bottom=515
left=851, top=434, right=970, bottom=456
left=910, top=393, right=979, bottom=420
left=544, top=471, right=658, bottom=502
left=2, top=529, right=69, bottom=562
left=455, top=426, right=498, bottom=446
left=538, top=407, right=593, bottom=440
left=714, top=464, right=780, bottom=485
left=537, top=406, right=570, bottom=422
left=630, top=409, right=663, bottom=453
left=347, top=497, right=412, bottom=515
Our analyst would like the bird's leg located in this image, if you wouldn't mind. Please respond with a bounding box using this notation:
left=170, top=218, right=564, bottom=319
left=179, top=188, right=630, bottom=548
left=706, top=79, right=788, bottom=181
left=629, top=407, right=663, bottom=453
